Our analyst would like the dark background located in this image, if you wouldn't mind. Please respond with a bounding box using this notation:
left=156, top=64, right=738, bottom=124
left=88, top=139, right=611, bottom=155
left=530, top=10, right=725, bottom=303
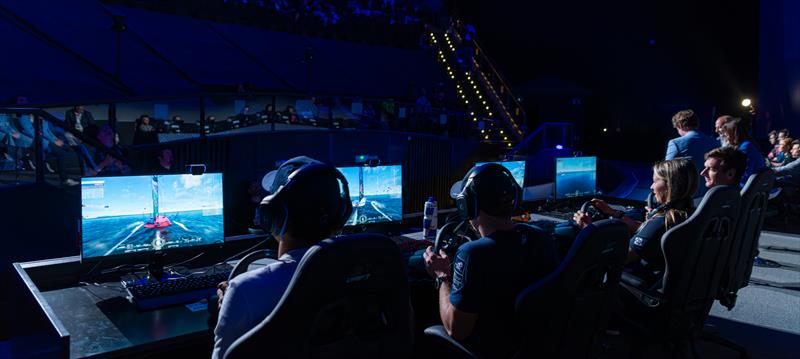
left=445, top=0, right=761, bottom=161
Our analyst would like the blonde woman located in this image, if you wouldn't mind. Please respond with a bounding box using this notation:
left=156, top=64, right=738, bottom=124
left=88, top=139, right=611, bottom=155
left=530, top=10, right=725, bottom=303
left=574, top=158, right=698, bottom=286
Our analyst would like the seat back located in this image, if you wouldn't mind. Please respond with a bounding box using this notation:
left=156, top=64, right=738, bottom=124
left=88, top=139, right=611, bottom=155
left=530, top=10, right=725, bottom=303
left=514, top=219, right=629, bottom=358
left=718, top=170, right=774, bottom=309
left=224, top=233, right=413, bottom=359
left=659, top=185, right=741, bottom=337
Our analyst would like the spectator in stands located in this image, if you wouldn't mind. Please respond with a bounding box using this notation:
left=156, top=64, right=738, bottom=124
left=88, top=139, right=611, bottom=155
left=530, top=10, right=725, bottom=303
left=94, top=125, right=130, bottom=175
left=64, top=105, right=96, bottom=137
left=700, top=147, right=748, bottom=188
left=169, top=115, right=185, bottom=133
left=18, top=114, right=76, bottom=186
left=423, top=163, right=559, bottom=357
left=205, top=115, right=217, bottom=134
left=261, top=104, right=278, bottom=124
left=777, top=128, right=790, bottom=143
left=575, top=158, right=698, bottom=288
left=719, top=118, right=766, bottom=186
left=284, top=105, right=299, bottom=124
left=774, top=140, right=800, bottom=187
left=0, top=113, right=32, bottom=169
left=715, top=115, right=734, bottom=147
left=152, top=148, right=174, bottom=173
left=665, top=109, right=718, bottom=197
left=770, top=138, right=794, bottom=167
left=213, top=156, right=350, bottom=359
left=134, top=115, right=158, bottom=145
left=63, top=105, right=99, bottom=175
left=767, top=130, right=779, bottom=161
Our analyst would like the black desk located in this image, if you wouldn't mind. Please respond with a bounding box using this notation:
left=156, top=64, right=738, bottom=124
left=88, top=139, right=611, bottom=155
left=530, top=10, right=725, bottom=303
left=12, top=234, right=272, bottom=358
left=15, top=256, right=221, bottom=358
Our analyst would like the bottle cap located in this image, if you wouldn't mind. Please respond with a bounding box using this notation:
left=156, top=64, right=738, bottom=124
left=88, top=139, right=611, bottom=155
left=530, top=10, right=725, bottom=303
left=428, top=196, right=436, bottom=202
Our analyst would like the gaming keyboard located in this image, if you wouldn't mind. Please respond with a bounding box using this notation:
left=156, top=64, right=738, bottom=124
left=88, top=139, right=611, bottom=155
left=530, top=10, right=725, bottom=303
left=124, top=270, right=230, bottom=310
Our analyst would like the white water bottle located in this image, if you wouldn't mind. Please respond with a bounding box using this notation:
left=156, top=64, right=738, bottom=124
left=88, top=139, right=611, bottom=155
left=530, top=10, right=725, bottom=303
left=423, top=196, right=438, bottom=240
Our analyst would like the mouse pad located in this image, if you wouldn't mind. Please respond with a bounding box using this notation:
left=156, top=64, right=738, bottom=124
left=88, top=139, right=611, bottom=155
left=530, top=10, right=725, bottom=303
left=97, top=297, right=212, bottom=345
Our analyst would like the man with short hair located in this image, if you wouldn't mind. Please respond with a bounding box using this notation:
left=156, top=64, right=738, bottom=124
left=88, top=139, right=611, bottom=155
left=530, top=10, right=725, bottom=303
left=423, top=163, right=559, bottom=357
left=665, top=109, right=719, bottom=196
left=701, top=147, right=748, bottom=188
left=212, top=156, right=350, bottom=359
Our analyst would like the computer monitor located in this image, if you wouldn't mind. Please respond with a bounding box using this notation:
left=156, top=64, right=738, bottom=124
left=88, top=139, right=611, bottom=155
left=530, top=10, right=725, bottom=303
left=555, top=156, right=597, bottom=200
left=336, top=165, right=403, bottom=226
left=80, top=173, right=225, bottom=260
left=475, top=160, right=526, bottom=188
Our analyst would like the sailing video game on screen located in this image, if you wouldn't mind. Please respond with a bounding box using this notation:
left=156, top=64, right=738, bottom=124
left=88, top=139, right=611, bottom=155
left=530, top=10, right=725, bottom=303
left=80, top=173, right=224, bottom=259
left=336, top=165, right=403, bottom=226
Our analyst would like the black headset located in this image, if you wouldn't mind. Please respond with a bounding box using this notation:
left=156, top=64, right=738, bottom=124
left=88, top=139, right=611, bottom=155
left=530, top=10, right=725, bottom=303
left=455, top=163, right=522, bottom=221
left=259, top=163, right=353, bottom=236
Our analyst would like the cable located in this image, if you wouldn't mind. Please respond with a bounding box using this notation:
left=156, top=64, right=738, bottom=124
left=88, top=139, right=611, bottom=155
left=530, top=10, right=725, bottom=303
left=203, top=239, right=270, bottom=275
left=164, top=252, right=205, bottom=270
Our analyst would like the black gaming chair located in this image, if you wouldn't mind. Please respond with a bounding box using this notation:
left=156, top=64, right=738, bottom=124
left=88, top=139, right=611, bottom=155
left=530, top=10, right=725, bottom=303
left=224, top=233, right=413, bottom=359
left=424, top=219, right=630, bottom=359
left=619, top=185, right=742, bottom=357
left=718, top=169, right=775, bottom=310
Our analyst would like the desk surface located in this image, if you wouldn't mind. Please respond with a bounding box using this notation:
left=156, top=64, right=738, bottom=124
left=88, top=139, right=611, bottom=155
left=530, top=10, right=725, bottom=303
left=39, top=276, right=214, bottom=358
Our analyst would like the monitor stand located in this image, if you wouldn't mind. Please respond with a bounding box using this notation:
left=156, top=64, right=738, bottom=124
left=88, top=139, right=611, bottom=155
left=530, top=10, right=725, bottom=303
left=146, top=252, right=166, bottom=282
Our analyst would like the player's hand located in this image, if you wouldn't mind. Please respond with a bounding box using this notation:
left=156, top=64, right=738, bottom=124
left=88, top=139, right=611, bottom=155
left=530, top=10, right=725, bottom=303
left=590, top=198, right=614, bottom=216
left=54, top=139, right=64, bottom=147
left=573, top=210, right=592, bottom=229
left=423, top=246, right=451, bottom=280
left=216, top=281, right=229, bottom=309
left=12, top=132, right=20, bottom=139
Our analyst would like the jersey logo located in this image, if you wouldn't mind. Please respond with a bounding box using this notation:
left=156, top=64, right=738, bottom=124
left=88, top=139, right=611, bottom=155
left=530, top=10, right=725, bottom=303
left=633, top=236, right=644, bottom=247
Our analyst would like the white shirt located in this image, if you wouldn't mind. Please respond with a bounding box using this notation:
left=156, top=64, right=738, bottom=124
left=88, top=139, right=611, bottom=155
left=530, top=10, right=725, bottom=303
left=212, top=247, right=308, bottom=359
left=74, top=112, right=84, bottom=132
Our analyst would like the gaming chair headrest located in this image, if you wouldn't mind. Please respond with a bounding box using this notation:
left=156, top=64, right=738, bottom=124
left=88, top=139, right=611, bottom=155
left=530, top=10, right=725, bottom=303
left=455, top=163, right=522, bottom=220
left=260, top=159, right=353, bottom=237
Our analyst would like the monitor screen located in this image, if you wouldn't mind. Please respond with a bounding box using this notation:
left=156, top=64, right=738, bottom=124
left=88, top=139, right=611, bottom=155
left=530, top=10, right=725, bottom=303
left=336, top=165, right=403, bottom=226
left=555, top=157, right=597, bottom=199
left=475, top=161, right=526, bottom=188
left=81, top=173, right=225, bottom=259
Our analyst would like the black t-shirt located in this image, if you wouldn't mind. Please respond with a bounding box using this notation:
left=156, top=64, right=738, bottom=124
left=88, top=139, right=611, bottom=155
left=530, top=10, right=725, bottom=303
left=628, top=216, right=668, bottom=287
left=449, top=224, right=559, bottom=356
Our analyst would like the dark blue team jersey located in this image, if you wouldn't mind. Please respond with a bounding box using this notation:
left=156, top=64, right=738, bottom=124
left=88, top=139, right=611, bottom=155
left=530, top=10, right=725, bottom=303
left=449, top=224, right=559, bottom=356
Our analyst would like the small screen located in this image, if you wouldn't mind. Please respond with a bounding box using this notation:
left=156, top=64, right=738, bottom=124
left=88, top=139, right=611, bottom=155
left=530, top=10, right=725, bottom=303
left=336, top=165, right=403, bottom=226
left=555, top=157, right=597, bottom=199
left=475, top=161, right=526, bottom=188
left=81, top=173, right=224, bottom=259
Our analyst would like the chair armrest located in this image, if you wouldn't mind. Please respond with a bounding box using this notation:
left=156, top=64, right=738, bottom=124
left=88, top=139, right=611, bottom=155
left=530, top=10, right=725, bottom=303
left=619, top=273, right=664, bottom=308
left=423, top=325, right=480, bottom=359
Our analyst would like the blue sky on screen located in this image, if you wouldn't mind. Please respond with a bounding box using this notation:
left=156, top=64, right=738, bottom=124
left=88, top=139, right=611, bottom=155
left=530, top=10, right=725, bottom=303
left=81, top=174, right=223, bottom=218
left=475, top=161, right=525, bottom=188
left=556, top=157, right=597, bottom=173
left=337, top=165, right=402, bottom=197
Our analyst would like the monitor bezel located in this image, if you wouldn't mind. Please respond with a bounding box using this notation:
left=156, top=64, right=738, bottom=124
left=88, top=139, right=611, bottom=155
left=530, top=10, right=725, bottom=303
left=335, top=164, right=404, bottom=228
left=554, top=156, right=598, bottom=201
left=79, top=172, right=226, bottom=263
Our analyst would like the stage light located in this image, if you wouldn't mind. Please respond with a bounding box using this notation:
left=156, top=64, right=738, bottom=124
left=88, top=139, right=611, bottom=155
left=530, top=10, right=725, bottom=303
left=556, top=144, right=564, bottom=150
left=488, top=112, right=493, bottom=116
left=485, top=106, right=490, bottom=110
left=507, top=143, right=512, bottom=147
left=741, top=98, right=752, bottom=107
left=504, top=136, right=508, bottom=140
left=481, top=129, right=485, bottom=133
left=474, top=118, right=478, bottom=122
left=603, top=128, right=608, bottom=132
left=485, top=135, right=489, bottom=139
left=470, top=111, right=474, bottom=116
left=500, top=130, right=504, bottom=134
